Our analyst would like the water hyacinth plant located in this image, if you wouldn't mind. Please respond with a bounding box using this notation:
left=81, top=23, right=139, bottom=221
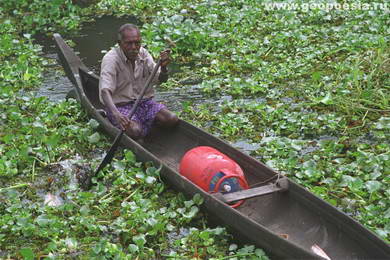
left=1, top=0, right=389, bottom=258
left=1, top=0, right=268, bottom=258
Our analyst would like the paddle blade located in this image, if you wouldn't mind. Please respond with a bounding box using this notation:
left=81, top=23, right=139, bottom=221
left=94, top=131, right=124, bottom=176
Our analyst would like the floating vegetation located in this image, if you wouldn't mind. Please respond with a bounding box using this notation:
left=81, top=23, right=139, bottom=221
left=1, top=0, right=389, bottom=258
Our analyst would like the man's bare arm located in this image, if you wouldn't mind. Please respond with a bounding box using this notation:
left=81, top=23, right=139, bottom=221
left=158, top=50, right=170, bottom=83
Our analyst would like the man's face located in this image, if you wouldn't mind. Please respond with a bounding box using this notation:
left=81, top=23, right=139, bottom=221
left=119, top=29, right=141, bottom=60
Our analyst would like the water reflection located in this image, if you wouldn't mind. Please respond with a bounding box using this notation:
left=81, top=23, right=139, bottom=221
left=35, top=15, right=267, bottom=157
left=35, top=15, right=203, bottom=108
left=36, top=65, right=74, bottom=101
left=71, top=15, right=141, bottom=71
left=35, top=16, right=140, bottom=68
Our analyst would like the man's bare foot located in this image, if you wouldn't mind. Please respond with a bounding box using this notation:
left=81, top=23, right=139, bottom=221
left=125, top=121, right=142, bottom=139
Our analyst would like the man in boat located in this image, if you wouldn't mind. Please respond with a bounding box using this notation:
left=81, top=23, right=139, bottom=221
left=99, top=23, right=178, bottom=140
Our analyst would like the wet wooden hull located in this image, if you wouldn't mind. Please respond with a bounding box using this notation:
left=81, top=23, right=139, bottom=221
left=54, top=33, right=390, bottom=259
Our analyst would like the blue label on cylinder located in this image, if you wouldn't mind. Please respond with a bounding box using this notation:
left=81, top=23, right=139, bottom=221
left=209, top=172, right=241, bottom=193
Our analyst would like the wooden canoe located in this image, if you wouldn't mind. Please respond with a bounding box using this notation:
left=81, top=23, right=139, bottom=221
left=54, top=33, right=390, bottom=259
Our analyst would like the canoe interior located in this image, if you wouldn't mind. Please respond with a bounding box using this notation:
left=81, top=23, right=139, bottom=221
left=55, top=32, right=390, bottom=259
left=78, top=68, right=390, bottom=259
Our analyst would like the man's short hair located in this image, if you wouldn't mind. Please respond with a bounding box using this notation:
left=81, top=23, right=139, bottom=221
left=118, top=24, right=140, bottom=41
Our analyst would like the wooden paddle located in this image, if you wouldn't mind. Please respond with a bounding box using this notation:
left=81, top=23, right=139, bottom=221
left=83, top=59, right=162, bottom=189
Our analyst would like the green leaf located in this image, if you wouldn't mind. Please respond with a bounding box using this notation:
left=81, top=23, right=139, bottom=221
left=23, top=70, right=32, bottom=81
left=213, top=227, right=224, bottom=235
left=365, top=181, right=382, bottom=193
left=255, top=248, right=267, bottom=257
left=167, top=224, right=175, bottom=231
left=46, top=133, right=61, bottom=146
left=384, top=208, right=390, bottom=219
left=319, top=92, right=333, bottom=105
left=79, top=192, right=95, bottom=200
left=238, top=245, right=255, bottom=254
left=36, top=214, right=51, bottom=226
left=199, top=230, right=210, bottom=240
left=128, top=244, right=138, bottom=253
left=133, top=234, right=146, bottom=247
left=184, top=206, right=199, bottom=219
left=32, top=121, right=45, bottom=129
left=19, top=248, right=34, bottom=260
left=92, top=244, right=101, bottom=254
left=88, top=119, right=100, bottom=129
left=193, top=193, right=204, bottom=206
left=374, top=117, right=390, bottom=130
left=312, top=71, right=321, bottom=82
left=207, top=246, right=217, bottom=254
left=80, top=205, right=90, bottom=216
left=351, top=177, right=364, bottom=190
left=176, top=207, right=185, bottom=214
left=339, top=175, right=355, bottom=187
left=184, top=200, right=194, bottom=208
left=146, top=166, right=160, bottom=176
left=113, top=161, right=126, bottom=171
left=146, top=217, right=157, bottom=227
left=124, top=150, right=136, bottom=163
left=88, top=133, right=100, bottom=144
left=145, top=176, right=156, bottom=184
left=65, top=238, right=78, bottom=249
left=135, top=173, right=145, bottom=179
left=375, top=229, right=388, bottom=239
left=229, top=243, right=238, bottom=251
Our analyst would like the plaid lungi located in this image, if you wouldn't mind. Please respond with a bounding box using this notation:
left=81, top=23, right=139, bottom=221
left=106, top=98, right=166, bottom=137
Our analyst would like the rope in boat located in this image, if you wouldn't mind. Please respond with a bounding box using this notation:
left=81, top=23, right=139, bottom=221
left=249, top=172, right=283, bottom=188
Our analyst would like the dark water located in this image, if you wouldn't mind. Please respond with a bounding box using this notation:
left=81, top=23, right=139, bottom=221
left=35, top=16, right=206, bottom=112
left=36, top=16, right=139, bottom=102
left=70, top=15, right=140, bottom=71
left=36, top=16, right=140, bottom=69
left=34, top=15, right=282, bottom=158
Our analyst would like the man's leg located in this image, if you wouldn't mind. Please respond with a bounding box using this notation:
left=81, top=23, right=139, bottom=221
left=155, top=108, right=179, bottom=128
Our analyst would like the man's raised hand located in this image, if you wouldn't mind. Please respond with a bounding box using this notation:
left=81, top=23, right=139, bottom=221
left=160, top=49, right=171, bottom=68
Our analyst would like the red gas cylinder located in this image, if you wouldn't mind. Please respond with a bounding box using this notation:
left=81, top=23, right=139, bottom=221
left=179, top=146, right=249, bottom=208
